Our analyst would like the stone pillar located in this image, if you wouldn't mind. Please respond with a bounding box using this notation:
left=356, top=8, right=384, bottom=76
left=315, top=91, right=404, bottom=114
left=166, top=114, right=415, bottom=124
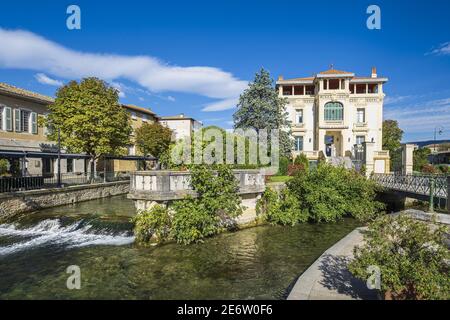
left=364, top=141, right=375, bottom=177
left=401, top=144, right=416, bottom=175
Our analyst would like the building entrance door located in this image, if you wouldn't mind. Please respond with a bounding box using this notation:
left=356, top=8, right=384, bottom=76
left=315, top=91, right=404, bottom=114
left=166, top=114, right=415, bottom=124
left=325, top=135, right=334, bottom=157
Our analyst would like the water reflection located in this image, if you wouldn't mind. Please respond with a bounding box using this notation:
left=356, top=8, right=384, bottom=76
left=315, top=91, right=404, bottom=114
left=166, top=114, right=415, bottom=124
left=0, top=195, right=360, bottom=299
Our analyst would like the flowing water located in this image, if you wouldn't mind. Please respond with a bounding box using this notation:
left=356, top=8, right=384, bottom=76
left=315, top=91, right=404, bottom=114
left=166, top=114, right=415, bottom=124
left=0, top=195, right=360, bottom=299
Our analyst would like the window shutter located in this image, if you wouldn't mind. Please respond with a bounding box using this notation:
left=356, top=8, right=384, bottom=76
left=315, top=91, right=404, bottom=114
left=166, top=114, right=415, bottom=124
left=31, top=112, right=38, bottom=134
left=5, top=107, right=12, bottom=131
left=14, top=109, right=21, bottom=132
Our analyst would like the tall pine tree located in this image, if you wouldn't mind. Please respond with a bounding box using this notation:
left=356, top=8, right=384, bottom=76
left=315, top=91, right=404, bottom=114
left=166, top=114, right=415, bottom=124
left=233, top=68, right=292, bottom=157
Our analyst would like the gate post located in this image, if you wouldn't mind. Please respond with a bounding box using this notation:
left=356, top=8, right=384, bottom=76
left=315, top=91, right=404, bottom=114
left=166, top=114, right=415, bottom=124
left=429, top=177, right=435, bottom=213
left=401, top=144, right=416, bottom=175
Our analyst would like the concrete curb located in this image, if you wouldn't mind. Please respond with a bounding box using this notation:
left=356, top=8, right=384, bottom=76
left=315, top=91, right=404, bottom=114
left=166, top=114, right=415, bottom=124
left=287, top=227, right=380, bottom=300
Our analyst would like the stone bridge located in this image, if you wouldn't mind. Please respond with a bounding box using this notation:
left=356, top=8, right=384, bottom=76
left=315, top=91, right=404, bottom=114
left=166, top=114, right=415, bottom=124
left=127, top=169, right=266, bottom=225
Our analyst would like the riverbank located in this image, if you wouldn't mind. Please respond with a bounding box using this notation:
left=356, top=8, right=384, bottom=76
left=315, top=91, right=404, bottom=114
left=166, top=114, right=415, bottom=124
left=287, top=227, right=381, bottom=300
left=0, top=181, right=129, bottom=222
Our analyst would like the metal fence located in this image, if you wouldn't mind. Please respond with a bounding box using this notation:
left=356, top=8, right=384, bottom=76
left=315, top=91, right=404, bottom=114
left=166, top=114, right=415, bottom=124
left=0, top=171, right=131, bottom=193
left=372, top=173, right=448, bottom=199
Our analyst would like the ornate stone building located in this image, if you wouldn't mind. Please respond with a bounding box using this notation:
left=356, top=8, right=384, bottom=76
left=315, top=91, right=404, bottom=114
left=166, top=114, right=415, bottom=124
left=276, top=67, right=390, bottom=174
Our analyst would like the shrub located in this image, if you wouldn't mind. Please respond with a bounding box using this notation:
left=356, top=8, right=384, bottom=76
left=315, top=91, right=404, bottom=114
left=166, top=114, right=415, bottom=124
left=257, top=188, right=307, bottom=226
left=349, top=214, right=449, bottom=300
left=278, top=156, right=289, bottom=176
left=421, top=164, right=436, bottom=174
left=287, top=163, right=304, bottom=176
left=0, top=159, right=9, bottom=176
left=287, top=163, right=384, bottom=222
left=132, top=165, right=243, bottom=245
left=132, top=205, right=172, bottom=244
left=437, top=165, right=448, bottom=174
left=171, top=198, right=219, bottom=245
left=294, top=153, right=309, bottom=171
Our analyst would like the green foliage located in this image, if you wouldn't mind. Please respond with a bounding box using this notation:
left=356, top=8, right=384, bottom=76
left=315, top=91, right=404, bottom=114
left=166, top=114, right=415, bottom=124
left=287, top=164, right=384, bottom=222
left=132, top=205, right=172, bottom=244
left=135, top=122, right=172, bottom=158
left=171, top=198, right=219, bottom=245
left=233, top=68, right=292, bottom=157
left=349, top=214, right=449, bottom=300
left=257, top=188, right=307, bottom=226
left=46, top=78, right=132, bottom=160
left=294, top=153, right=309, bottom=171
left=413, top=147, right=431, bottom=172
left=165, top=125, right=267, bottom=169
left=133, top=165, right=243, bottom=245
left=437, top=164, right=448, bottom=174
left=278, top=156, right=289, bottom=176
left=382, top=120, right=404, bottom=155
left=0, top=159, right=9, bottom=176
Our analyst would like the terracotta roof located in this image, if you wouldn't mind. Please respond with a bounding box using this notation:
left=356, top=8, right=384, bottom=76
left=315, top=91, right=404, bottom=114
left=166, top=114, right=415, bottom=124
left=0, top=82, right=54, bottom=104
left=160, top=115, right=198, bottom=121
left=122, top=104, right=157, bottom=116
left=318, top=69, right=353, bottom=75
left=284, top=77, right=315, bottom=81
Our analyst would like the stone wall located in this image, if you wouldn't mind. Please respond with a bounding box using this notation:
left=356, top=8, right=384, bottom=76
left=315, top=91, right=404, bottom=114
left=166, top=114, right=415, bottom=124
left=0, top=181, right=129, bottom=221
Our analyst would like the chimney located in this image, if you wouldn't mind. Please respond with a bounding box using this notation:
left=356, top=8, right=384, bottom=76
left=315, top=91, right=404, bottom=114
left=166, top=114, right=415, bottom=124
left=371, top=67, right=377, bottom=78
left=278, top=75, right=284, bottom=81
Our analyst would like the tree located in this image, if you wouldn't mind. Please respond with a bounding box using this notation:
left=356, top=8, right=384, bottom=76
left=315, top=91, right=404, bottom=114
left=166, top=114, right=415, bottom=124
left=135, top=122, right=172, bottom=159
left=413, top=147, right=431, bottom=172
left=383, top=120, right=404, bottom=170
left=233, top=68, right=292, bottom=157
left=46, top=78, right=132, bottom=174
left=382, top=119, right=404, bottom=153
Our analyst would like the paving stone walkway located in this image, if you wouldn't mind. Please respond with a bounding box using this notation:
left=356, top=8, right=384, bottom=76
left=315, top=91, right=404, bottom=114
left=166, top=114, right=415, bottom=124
left=287, top=228, right=381, bottom=300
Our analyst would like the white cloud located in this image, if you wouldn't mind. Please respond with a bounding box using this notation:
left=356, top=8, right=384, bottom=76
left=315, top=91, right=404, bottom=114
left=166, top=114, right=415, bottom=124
left=384, top=97, right=450, bottom=135
left=34, top=73, right=63, bottom=86
left=426, top=42, right=450, bottom=56
left=167, top=95, right=176, bottom=102
left=384, top=95, right=413, bottom=105
left=0, top=28, right=247, bottom=111
left=202, top=97, right=238, bottom=112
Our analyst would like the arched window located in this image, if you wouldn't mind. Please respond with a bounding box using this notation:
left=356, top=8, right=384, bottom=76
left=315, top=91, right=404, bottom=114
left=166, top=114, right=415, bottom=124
left=324, top=102, right=343, bottom=121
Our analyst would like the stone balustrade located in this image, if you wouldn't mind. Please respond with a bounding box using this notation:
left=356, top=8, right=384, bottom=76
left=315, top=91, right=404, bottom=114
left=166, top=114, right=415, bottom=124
left=128, top=170, right=266, bottom=223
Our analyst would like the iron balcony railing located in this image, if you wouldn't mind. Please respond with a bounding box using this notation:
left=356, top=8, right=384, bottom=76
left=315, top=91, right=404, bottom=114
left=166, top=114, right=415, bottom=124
left=0, top=171, right=131, bottom=193
left=372, top=173, right=448, bottom=199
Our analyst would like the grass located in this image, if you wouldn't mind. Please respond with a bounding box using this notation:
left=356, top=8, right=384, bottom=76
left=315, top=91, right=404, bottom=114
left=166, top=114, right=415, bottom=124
left=268, top=175, right=292, bottom=183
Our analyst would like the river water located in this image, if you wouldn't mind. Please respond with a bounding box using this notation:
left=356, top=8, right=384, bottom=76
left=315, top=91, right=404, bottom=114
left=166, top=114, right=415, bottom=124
left=0, top=196, right=360, bottom=299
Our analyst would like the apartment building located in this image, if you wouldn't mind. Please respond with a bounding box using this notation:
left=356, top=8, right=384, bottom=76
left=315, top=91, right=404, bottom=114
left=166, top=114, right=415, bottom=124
left=159, top=114, right=202, bottom=141
left=276, top=67, right=390, bottom=174
left=0, top=82, right=201, bottom=176
left=0, top=83, right=87, bottom=176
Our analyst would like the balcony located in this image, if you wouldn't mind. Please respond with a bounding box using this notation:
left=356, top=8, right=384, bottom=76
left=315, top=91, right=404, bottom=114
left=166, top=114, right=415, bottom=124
left=353, top=122, right=368, bottom=131
left=292, top=150, right=319, bottom=159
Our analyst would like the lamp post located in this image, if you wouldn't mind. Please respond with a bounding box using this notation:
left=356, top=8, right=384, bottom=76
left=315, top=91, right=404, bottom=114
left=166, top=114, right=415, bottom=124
left=433, top=126, right=443, bottom=164
left=57, top=127, right=62, bottom=188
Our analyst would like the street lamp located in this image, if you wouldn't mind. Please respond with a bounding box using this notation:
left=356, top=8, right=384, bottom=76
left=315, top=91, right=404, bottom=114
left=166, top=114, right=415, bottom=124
left=433, top=126, right=443, bottom=165
left=57, top=127, right=62, bottom=188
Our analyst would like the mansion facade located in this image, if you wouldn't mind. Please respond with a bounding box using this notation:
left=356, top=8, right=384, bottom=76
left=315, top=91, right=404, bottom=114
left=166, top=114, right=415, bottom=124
left=277, top=67, right=390, bottom=174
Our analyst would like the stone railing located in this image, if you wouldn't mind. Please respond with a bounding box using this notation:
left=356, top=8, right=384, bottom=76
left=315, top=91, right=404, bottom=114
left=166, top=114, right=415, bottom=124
left=374, top=150, right=390, bottom=158
left=128, top=169, right=265, bottom=202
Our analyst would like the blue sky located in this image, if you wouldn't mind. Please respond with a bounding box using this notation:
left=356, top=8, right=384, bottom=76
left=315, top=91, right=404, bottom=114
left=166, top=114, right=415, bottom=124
left=0, top=0, right=449, bottom=142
